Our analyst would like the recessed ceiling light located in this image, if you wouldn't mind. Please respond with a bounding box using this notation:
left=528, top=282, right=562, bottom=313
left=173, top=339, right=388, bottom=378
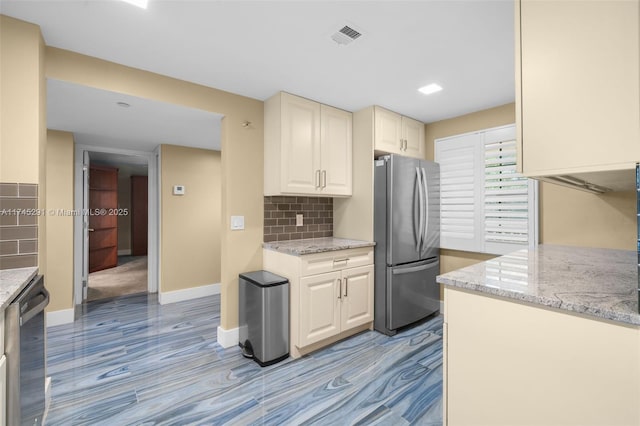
left=121, top=0, right=148, bottom=9
left=418, top=83, right=443, bottom=95
left=117, top=102, right=131, bottom=108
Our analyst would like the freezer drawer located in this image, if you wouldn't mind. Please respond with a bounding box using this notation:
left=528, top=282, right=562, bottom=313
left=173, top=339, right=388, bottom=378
left=387, top=258, right=440, bottom=330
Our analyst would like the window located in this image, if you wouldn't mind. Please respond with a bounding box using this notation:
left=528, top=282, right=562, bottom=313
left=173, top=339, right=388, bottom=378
left=435, top=124, right=538, bottom=255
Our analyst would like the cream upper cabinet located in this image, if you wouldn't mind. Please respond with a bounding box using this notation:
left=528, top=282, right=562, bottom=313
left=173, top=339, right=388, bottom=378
left=264, top=92, right=352, bottom=197
left=401, top=115, right=425, bottom=159
left=373, top=106, right=425, bottom=159
left=280, top=93, right=321, bottom=195
left=320, top=104, right=352, bottom=196
left=517, top=0, right=640, bottom=190
left=374, top=107, right=403, bottom=153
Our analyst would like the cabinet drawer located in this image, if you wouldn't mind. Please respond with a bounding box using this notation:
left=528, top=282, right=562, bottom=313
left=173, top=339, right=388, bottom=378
left=300, top=247, right=373, bottom=276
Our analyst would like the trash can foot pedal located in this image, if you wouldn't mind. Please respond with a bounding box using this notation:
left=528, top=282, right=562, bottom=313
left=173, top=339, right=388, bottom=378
left=240, top=340, right=254, bottom=359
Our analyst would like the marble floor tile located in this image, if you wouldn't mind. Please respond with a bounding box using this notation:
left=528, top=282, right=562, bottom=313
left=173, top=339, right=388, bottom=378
left=45, top=293, right=443, bottom=425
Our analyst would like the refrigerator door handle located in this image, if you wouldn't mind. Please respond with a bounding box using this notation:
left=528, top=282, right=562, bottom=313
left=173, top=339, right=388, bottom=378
left=392, top=258, right=439, bottom=275
left=416, top=167, right=424, bottom=252
left=421, top=167, right=429, bottom=255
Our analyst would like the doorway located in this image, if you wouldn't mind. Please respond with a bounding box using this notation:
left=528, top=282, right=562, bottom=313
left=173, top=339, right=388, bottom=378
left=85, top=153, right=150, bottom=301
left=73, top=145, right=159, bottom=305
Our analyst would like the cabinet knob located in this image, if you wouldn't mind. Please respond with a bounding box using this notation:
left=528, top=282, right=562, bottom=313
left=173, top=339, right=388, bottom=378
left=344, top=278, right=348, bottom=297
left=337, top=278, right=342, bottom=299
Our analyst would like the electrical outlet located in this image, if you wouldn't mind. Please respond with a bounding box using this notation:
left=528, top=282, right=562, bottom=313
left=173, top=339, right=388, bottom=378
left=296, top=214, right=304, bottom=227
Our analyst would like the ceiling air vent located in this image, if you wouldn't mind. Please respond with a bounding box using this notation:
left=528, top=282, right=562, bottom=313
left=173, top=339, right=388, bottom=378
left=331, top=25, right=362, bottom=46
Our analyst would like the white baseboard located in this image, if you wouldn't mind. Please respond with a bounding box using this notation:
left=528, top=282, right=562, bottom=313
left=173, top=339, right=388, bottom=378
left=158, top=283, right=220, bottom=305
left=217, top=325, right=239, bottom=348
left=440, top=300, right=444, bottom=314
left=118, top=249, right=132, bottom=256
left=46, top=308, right=74, bottom=327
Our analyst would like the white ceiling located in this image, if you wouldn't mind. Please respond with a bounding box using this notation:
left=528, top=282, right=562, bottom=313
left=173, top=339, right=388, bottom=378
left=48, top=79, right=223, bottom=151
left=2, top=0, right=515, bottom=150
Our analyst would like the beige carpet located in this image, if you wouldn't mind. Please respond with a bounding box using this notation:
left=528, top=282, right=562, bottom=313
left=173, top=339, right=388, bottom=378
left=87, top=256, right=148, bottom=301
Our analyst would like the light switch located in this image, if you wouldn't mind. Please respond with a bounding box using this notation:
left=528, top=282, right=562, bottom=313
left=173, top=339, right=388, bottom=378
left=173, top=185, right=185, bottom=195
left=296, top=214, right=304, bottom=227
left=231, top=215, right=245, bottom=230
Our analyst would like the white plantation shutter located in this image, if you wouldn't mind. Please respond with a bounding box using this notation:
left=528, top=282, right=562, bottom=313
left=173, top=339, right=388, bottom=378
left=435, top=124, right=538, bottom=255
left=436, top=134, right=483, bottom=251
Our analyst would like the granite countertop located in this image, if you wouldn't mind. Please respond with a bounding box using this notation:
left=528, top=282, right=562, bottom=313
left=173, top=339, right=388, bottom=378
left=263, top=237, right=375, bottom=256
left=0, top=267, right=38, bottom=310
left=437, top=245, right=640, bottom=326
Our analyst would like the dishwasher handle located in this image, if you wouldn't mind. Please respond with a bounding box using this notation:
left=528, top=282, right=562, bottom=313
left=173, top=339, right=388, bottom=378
left=21, top=287, right=49, bottom=326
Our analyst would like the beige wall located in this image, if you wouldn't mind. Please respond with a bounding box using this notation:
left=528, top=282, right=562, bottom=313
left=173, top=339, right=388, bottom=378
left=426, top=103, right=636, bottom=297
left=45, top=130, right=74, bottom=312
left=161, top=145, right=221, bottom=291
left=540, top=184, right=635, bottom=250
left=44, top=46, right=264, bottom=328
left=0, top=15, right=43, bottom=184
left=334, top=107, right=375, bottom=241
left=0, top=15, right=47, bottom=272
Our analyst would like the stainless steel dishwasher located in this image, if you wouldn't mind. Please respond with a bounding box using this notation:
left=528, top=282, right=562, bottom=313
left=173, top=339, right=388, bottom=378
left=5, top=275, right=49, bottom=426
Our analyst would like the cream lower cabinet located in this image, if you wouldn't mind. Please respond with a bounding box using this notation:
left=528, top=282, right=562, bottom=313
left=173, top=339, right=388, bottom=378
left=444, top=287, right=640, bottom=426
left=299, top=265, right=374, bottom=347
left=263, top=247, right=374, bottom=358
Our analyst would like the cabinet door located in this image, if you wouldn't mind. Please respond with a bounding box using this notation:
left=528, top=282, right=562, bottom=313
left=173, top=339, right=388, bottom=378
left=374, top=106, right=403, bottom=154
left=340, top=265, right=374, bottom=331
left=299, top=271, right=341, bottom=346
left=519, top=0, right=640, bottom=175
left=281, top=93, right=322, bottom=194
left=320, top=104, right=352, bottom=196
left=402, top=116, right=425, bottom=159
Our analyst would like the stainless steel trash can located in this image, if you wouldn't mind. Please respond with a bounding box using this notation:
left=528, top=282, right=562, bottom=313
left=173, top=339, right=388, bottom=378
left=238, top=271, right=289, bottom=366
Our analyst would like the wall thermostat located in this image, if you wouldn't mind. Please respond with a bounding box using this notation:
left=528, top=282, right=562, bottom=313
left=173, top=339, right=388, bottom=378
left=173, top=185, right=185, bottom=195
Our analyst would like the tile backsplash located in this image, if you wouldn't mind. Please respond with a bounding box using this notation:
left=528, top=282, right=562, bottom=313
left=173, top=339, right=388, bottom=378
left=0, top=183, right=39, bottom=270
left=264, top=196, right=333, bottom=242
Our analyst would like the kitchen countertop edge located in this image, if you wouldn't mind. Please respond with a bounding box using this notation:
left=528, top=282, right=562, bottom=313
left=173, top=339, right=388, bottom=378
left=437, top=245, right=640, bottom=327
left=263, top=237, right=375, bottom=256
left=0, top=267, right=39, bottom=310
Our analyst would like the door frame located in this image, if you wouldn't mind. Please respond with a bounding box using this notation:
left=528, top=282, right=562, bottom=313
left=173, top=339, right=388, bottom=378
left=73, top=143, right=159, bottom=305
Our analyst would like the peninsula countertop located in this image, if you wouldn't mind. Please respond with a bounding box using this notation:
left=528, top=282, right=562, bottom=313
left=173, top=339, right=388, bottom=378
left=0, top=266, right=38, bottom=310
left=437, top=244, right=639, bottom=326
left=263, top=237, right=375, bottom=256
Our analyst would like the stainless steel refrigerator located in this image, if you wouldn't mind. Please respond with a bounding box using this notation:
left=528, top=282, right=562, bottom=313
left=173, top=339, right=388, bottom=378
left=374, top=154, right=440, bottom=336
